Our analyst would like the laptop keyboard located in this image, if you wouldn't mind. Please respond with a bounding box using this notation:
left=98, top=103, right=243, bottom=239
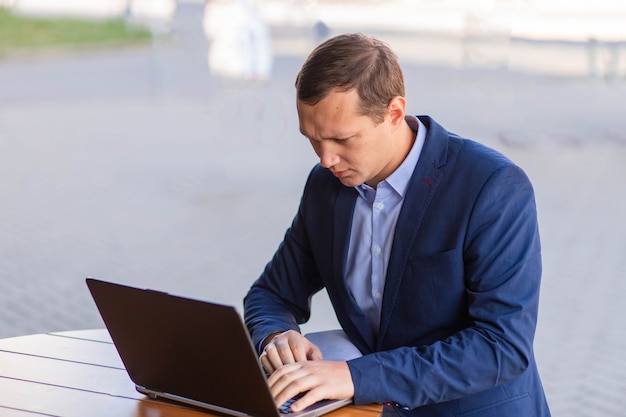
left=278, top=392, right=305, bottom=414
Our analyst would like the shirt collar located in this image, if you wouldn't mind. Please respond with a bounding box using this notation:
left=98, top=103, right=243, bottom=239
left=356, top=115, right=427, bottom=199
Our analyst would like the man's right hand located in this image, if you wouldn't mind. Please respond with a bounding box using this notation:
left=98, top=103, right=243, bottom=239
left=260, top=330, right=323, bottom=374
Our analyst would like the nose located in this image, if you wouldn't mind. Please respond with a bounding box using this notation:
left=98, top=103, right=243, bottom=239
left=317, top=141, right=340, bottom=169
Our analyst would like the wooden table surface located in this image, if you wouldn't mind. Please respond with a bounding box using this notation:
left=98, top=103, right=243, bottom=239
left=0, top=329, right=382, bottom=417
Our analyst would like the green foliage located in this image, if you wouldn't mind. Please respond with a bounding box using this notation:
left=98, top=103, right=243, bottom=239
left=0, top=7, right=151, bottom=53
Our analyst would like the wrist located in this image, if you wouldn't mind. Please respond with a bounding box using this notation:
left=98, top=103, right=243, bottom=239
left=261, top=331, right=285, bottom=350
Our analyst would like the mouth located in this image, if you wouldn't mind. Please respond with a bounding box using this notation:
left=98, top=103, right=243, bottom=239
left=332, top=169, right=349, bottom=179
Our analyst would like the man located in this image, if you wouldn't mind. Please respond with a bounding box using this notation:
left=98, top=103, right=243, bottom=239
left=244, top=33, right=551, bottom=417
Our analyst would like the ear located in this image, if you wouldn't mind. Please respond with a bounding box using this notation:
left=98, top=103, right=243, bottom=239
left=386, top=96, right=406, bottom=127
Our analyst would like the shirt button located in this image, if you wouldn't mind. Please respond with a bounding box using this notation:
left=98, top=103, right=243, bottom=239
left=376, top=202, right=384, bottom=210
left=375, top=291, right=382, bottom=299
left=374, top=246, right=381, bottom=254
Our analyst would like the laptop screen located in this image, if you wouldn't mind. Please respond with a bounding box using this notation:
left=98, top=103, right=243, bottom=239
left=86, top=278, right=281, bottom=417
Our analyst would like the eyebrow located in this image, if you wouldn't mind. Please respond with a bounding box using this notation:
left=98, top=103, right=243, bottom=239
left=299, top=128, right=352, bottom=142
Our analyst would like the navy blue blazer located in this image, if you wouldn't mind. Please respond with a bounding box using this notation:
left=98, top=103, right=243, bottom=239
left=244, top=116, right=551, bottom=416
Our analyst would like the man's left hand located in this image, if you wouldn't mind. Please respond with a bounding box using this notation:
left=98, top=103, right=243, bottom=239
left=267, top=360, right=354, bottom=412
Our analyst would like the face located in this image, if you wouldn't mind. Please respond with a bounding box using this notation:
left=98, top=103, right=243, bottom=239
left=297, top=89, right=406, bottom=188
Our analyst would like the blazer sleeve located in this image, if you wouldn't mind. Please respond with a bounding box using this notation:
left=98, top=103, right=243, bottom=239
left=347, top=162, right=542, bottom=408
left=244, top=167, right=327, bottom=353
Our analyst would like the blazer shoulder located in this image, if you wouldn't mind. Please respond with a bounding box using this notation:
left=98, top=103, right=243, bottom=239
left=419, top=116, right=512, bottom=163
left=418, top=116, right=531, bottom=187
left=459, top=137, right=517, bottom=169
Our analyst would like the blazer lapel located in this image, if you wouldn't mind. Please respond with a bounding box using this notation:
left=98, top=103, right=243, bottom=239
left=330, top=185, right=378, bottom=353
left=377, top=116, right=449, bottom=347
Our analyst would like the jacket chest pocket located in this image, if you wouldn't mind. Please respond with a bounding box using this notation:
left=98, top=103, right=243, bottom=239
left=388, top=249, right=467, bottom=339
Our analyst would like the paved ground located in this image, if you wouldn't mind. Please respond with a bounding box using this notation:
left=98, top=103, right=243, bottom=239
left=1, top=3, right=626, bottom=416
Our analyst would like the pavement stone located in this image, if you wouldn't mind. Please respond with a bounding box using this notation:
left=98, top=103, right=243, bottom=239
left=1, top=2, right=626, bottom=416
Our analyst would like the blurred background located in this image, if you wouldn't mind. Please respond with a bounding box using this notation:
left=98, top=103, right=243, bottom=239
left=0, top=0, right=625, bottom=416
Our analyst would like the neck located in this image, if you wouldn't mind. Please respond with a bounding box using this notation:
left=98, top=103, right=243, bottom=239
left=366, top=121, right=416, bottom=189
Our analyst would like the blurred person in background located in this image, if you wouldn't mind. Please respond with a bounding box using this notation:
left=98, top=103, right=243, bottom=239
left=203, top=0, right=272, bottom=81
left=244, top=33, right=551, bottom=417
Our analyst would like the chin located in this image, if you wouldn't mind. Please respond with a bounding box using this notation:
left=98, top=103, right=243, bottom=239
left=339, top=177, right=362, bottom=187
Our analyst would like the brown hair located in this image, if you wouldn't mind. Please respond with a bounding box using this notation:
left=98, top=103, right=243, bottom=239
left=295, top=33, right=405, bottom=124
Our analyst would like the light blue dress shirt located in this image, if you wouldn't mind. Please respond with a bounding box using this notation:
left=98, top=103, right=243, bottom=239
left=345, top=115, right=426, bottom=333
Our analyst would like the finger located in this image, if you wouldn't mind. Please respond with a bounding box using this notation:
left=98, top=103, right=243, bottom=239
left=307, top=344, right=323, bottom=361
left=260, top=351, right=275, bottom=374
left=290, top=342, right=310, bottom=363
left=271, top=370, right=322, bottom=412
left=282, top=332, right=321, bottom=363
left=266, top=361, right=296, bottom=390
left=291, top=389, right=324, bottom=413
left=264, top=342, right=288, bottom=372
left=271, top=361, right=354, bottom=411
left=273, top=338, right=297, bottom=365
left=289, top=339, right=321, bottom=363
left=269, top=365, right=309, bottom=407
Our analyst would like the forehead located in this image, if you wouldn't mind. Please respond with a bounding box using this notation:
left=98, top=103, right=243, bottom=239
left=297, top=89, right=367, bottom=139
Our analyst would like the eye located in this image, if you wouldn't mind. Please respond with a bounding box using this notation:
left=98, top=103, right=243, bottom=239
left=333, top=136, right=352, bottom=143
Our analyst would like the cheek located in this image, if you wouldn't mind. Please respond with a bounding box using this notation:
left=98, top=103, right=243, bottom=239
left=350, top=141, right=377, bottom=166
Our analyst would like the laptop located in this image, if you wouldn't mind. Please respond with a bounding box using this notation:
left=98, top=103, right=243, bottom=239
left=86, top=278, right=352, bottom=417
